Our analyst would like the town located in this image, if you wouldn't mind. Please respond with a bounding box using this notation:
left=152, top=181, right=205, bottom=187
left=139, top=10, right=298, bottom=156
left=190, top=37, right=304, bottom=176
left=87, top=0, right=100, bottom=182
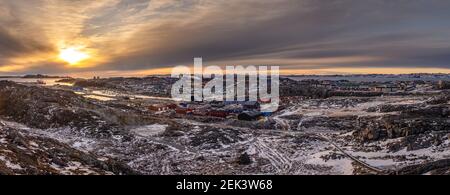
left=1, top=73, right=450, bottom=175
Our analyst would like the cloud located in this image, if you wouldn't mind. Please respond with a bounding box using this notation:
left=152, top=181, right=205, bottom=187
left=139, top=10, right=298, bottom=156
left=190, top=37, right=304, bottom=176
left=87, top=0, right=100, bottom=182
left=1, top=0, right=450, bottom=75
left=0, top=0, right=56, bottom=62
left=94, top=0, right=450, bottom=72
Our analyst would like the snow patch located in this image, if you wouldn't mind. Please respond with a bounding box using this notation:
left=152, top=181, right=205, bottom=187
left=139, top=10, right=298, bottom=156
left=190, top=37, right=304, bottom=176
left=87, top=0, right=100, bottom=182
left=305, top=150, right=354, bottom=175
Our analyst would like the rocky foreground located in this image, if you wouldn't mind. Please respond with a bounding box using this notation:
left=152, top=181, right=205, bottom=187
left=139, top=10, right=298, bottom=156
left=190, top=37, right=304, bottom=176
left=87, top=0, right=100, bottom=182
left=0, top=122, right=136, bottom=175
left=0, top=80, right=450, bottom=175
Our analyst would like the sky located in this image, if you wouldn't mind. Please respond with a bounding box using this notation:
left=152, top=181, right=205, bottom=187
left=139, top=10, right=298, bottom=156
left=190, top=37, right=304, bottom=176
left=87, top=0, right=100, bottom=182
left=1, top=0, right=450, bottom=77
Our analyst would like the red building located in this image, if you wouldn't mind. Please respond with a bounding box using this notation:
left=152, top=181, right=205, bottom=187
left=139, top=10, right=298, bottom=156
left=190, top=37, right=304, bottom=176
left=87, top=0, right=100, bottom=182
left=149, top=104, right=170, bottom=112
left=149, top=104, right=178, bottom=112
left=207, top=110, right=229, bottom=118
left=176, top=108, right=193, bottom=114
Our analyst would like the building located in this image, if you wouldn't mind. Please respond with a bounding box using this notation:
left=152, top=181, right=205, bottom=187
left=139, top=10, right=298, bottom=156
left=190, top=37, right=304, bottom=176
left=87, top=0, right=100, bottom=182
left=167, top=104, right=178, bottom=109
left=193, top=109, right=207, bottom=116
left=149, top=104, right=170, bottom=112
left=72, top=86, right=84, bottom=91
left=313, top=81, right=332, bottom=89
left=176, top=107, right=193, bottom=114
left=179, top=102, right=188, bottom=108
left=373, top=84, right=399, bottom=93
left=207, top=110, right=229, bottom=118
left=336, top=82, right=363, bottom=91
left=242, top=101, right=260, bottom=110
left=149, top=104, right=177, bottom=112
left=222, top=103, right=243, bottom=112
left=261, top=112, right=273, bottom=117
left=210, top=101, right=225, bottom=108
left=238, top=111, right=263, bottom=121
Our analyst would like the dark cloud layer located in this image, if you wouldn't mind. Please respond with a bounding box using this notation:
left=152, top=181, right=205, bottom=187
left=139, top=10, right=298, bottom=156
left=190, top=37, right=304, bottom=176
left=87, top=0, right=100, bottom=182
left=0, top=27, right=53, bottom=58
left=98, top=0, right=450, bottom=72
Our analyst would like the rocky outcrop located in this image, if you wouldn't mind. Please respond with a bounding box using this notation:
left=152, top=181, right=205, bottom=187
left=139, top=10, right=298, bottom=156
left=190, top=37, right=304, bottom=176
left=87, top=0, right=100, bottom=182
left=280, top=78, right=331, bottom=98
left=0, top=124, right=138, bottom=175
left=73, top=77, right=177, bottom=97
left=0, top=81, right=126, bottom=138
left=393, top=159, right=450, bottom=175
left=366, top=104, right=417, bottom=113
left=356, top=105, right=450, bottom=142
left=298, top=115, right=358, bottom=131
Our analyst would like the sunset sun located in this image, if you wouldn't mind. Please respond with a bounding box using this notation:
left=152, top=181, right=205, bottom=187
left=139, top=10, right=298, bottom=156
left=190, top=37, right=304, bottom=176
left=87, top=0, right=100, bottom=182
left=59, top=47, right=90, bottom=65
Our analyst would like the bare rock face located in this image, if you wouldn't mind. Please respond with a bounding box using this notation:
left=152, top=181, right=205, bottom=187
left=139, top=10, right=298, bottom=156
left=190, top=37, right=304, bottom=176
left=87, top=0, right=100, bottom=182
left=393, top=159, right=450, bottom=175
left=357, top=116, right=450, bottom=141
left=190, top=128, right=244, bottom=150
left=0, top=81, right=93, bottom=127
left=424, top=91, right=450, bottom=105
left=356, top=104, right=450, bottom=144
left=356, top=117, right=387, bottom=141
left=0, top=124, right=138, bottom=175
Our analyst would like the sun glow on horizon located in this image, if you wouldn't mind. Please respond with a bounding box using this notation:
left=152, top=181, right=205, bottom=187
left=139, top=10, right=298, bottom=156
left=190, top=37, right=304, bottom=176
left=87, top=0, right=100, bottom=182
left=59, top=47, right=90, bottom=65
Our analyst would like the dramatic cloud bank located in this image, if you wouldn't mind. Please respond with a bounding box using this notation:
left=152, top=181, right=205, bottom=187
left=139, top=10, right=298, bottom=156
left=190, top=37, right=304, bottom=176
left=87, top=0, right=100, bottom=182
left=1, top=0, right=450, bottom=76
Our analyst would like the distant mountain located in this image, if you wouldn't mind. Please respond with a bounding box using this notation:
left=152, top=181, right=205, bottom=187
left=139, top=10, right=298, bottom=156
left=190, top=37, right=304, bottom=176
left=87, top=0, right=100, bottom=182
left=21, top=74, right=70, bottom=79
left=0, top=76, right=18, bottom=78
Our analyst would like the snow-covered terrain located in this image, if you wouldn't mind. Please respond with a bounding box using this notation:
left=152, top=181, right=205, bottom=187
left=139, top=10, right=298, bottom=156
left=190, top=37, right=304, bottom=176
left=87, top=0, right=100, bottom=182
left=1, top=79, right=449, bottom=175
